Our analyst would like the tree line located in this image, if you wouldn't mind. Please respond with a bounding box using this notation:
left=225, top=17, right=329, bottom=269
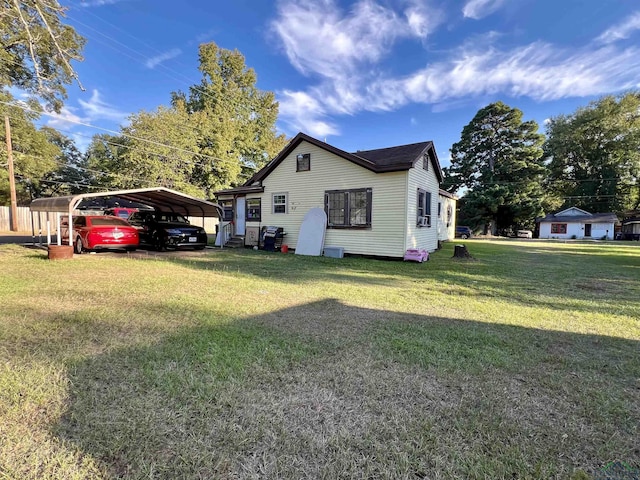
left=443, top=95, right=640, bottom=235
left=1, top=1, right=639, bottom=233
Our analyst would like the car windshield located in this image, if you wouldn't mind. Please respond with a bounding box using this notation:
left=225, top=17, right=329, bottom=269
left=90, top=217, right=130, bottom=226
left=156, top=213, right=189, bottom=223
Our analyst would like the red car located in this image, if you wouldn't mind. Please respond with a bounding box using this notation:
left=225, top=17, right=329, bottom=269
left=63, top=215, right=139, bottom=254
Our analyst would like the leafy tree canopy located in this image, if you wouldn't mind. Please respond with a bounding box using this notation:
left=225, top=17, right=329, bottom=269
left=443, top=101, right=549, bottom=233
left=545, top=92, right=640, bottom=213
left=1, top=0, right=85, bottom=112
left=171, top=42, right=288, bottom=194
left=0, top=91, right=60, bottom=204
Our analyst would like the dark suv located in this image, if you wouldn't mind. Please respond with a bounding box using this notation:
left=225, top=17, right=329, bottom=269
left=127, top=211, right=208, bottom=251
left=455, top=226, right=473, bottom=239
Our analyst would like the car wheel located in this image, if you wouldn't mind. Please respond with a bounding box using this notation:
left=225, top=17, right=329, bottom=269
left=74, top=236, right=83, bottom=254
left=154, top=235, right=166, bottom=252
left=460, top=234, right=468, bottom=239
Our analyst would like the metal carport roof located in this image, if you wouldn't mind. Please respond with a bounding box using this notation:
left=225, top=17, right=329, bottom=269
left=30, top=187, right=222, bottom=218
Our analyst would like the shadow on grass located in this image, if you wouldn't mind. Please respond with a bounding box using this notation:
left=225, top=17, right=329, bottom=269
left=52, top=299, right=639, bottom=479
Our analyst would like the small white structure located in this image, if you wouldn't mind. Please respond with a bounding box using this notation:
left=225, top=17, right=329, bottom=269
left=537, top=207, right=618, bottom=240
left=437, top=189, right=457, bottom=242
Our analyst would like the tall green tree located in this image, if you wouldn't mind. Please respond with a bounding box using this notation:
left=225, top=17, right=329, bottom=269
left=171, top=42, right=287, bottom=194
left=443, top=102, right=548, bottom=233
left=0, top=91, right=59, bottom=204
left=83, top=133, right=129, bottom=189
left=545, top=92, right=640, bottom=213
left=116, top=104, right=204, bottom=196
left=39, top=126, right=88, bottom=196
left=1, top=0, right=85, bottom=112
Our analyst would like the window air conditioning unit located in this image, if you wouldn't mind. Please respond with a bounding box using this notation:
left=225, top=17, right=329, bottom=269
left=418, top=215, right=431, bottom=227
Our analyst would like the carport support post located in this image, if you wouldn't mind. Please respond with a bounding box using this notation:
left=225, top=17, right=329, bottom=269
left=56, top=212, right=61, bottom=246
left=67, top=206, right=74, bottom=246
left=46, top=215, right=52, bottom=246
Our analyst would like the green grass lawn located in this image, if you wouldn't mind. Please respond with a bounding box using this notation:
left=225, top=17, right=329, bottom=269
left=0, top=240, right=638, bottom=479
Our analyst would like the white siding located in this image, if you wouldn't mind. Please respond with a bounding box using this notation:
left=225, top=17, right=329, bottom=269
left=252, top=142, right=409, bottom=257
left=406, top=160, right=440, bottom=252
left=437, top=195, right=457, bottom=242
left=539, top=221, right=615, bottom=239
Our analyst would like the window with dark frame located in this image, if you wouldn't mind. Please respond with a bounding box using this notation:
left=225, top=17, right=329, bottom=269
left=551, top=223, right=567, bottom=234
left=219, top=199, right=234, bottom=221
left=417, top=189, right=432, bottom=227
left=325, top=188, right=372, bottom=228
left=246, top=198, right=261, bottom=221
left=273, top=193, right=287, bottom=214
left=422, top=153, right=429, bottom=171
left=296, top=153, right=310, bottom=172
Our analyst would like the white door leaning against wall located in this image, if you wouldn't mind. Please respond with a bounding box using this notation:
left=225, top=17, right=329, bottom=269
left=235, top=197, right=246, bottom=236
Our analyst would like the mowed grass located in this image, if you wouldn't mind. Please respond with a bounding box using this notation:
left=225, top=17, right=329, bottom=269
left=0, top=240, right=638, bottom=480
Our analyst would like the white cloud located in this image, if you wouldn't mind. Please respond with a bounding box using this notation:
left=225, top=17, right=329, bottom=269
left=144, top=48, right=182, bottom=69
left=271, top=0, right=442, bottom=82
left=46, top=106, right=85, bottom=130
left=78, top=89, right=128, bottom=123
left=277, top=40, right=640, bottom=136
left=462, top=0, right=507, bottom=20
left=277, top=90, right=339, bottom=138
left=271, top=1, right=640, bottom=138
left=596, top=11, right=640, bottom=44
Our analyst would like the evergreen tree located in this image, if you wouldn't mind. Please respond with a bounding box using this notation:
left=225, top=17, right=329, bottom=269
left=443, top=102, right=548, bottom=234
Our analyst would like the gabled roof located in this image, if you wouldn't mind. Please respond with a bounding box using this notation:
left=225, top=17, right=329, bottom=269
left=244, top=132, right=443, bottom=187
left=537, top=210, right=618, bottom=224
left=30, top=187, right=222, bottom=217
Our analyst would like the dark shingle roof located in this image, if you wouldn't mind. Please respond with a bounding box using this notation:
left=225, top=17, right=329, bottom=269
left=353, top=142, right=432, bottom=168
left=244, top=132, right=443, bottom=186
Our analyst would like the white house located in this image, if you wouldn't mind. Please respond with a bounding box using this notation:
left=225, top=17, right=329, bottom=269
left=537, top=207, right=618, bottom=240
left=215, top=132, right=454, bottom=258
left=438, top=189, right=457, bottom=243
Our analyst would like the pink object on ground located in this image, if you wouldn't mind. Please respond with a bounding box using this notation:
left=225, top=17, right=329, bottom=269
left=403, top=249, right=429, bottom=263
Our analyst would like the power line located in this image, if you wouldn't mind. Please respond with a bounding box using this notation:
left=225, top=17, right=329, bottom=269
left=0, top=99, right=230, bottom=164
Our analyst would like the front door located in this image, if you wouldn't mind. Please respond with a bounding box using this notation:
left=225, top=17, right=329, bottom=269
left=235, top=197, right=246, bottom=236
left=584, top=223, right=592, bottom=237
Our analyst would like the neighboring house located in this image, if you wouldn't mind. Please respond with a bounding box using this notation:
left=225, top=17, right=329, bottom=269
left=438, top=189, right=457, bottom=243
left=215, top=132, right=451, bottom=257
left=620, top=215, right=640, bottom=240
left=537, top=207, right=618, bottom=239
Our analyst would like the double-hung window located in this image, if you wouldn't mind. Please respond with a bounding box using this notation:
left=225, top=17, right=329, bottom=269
left=551, top=223, right=567, bottom=234
left=417, top=189, right=432, bottom=227
left=273, top=193, right=287, bottom=214
left=325, top=188, right=372, bottom=228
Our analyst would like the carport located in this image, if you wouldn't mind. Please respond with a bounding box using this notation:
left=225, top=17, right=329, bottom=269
left=29, top=187, right=223, bottom=247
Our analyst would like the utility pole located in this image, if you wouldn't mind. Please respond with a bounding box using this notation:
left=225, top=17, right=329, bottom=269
left=4, top=116, right=19, bottom=232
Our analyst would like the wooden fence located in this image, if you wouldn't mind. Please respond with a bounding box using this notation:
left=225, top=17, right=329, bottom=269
left=1, top=206, right=219, bottom=233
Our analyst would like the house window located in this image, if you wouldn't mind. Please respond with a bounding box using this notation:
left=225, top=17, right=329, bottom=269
left=422, top=153, right=429, bottom=171
left=325, top=188, right=372, bottom=228
left=417, top=189, right=432, bottom=227
left=273, top=193, right=287, bottom=214
left=438, top=202, right=442, bottom=217
left=220, top=199, right=234, bottom=221
left=551, top=223, right=567, bottom=234
left=296, top=153, right=310, bottom=172
left=246, top=198, right=261, bottom=221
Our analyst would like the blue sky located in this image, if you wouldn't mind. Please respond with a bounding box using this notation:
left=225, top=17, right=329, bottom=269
left=42, top=0, right=640, bottom=167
